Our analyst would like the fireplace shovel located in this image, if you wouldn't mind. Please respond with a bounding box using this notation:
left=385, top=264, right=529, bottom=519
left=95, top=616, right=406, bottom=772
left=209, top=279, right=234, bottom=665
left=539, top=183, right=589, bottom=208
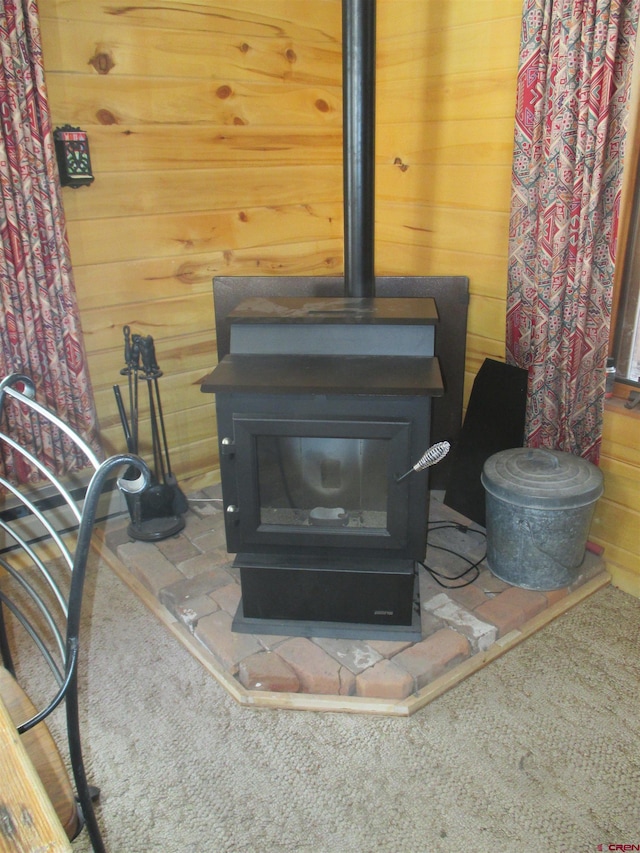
left=114, top=327, right=187, bottom=541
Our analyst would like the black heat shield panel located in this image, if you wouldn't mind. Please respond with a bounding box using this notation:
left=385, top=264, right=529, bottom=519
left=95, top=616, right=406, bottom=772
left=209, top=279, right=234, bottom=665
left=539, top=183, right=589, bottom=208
left=211, top=276, right=469, bottom=490
left=443, top=358, right=528, bottom=526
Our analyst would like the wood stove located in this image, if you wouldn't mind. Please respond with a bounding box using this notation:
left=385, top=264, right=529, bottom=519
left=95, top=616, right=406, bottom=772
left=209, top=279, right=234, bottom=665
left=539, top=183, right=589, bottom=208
left=201, top=295, right=443, bottom=639
left=199, top=1, right=461, bottom=639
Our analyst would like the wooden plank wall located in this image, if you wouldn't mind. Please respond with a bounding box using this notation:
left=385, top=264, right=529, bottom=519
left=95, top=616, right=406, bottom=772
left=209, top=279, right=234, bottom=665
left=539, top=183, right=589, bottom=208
left=38, top=0, right=345, bottom=489
left=596, top=402, right=640, bottom=596
left=38, top=0, right=639, bottom=594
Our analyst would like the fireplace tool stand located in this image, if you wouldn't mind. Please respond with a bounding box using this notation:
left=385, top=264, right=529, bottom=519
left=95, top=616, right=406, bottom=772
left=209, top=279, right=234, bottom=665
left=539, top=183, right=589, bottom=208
left=114, top=326, right=187, bottom=541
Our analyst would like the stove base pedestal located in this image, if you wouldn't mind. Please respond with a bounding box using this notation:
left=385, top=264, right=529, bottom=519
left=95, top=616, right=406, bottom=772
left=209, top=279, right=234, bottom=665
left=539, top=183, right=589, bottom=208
left=231, top=554, right=421, bottom=642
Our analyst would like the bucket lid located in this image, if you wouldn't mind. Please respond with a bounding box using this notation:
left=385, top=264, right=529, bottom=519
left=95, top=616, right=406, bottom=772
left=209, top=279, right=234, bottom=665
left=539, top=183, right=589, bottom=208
left=481, top=448, right=604, bottom=509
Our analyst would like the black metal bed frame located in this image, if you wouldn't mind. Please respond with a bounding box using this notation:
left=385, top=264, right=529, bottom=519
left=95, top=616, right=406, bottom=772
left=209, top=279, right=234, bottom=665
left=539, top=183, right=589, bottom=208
left=0, top=373, right=150, bottom=852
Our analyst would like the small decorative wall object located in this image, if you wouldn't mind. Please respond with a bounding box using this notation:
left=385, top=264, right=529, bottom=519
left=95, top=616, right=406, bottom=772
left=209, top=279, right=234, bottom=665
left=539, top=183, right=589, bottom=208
left=53, top=125, right=94, bottom=188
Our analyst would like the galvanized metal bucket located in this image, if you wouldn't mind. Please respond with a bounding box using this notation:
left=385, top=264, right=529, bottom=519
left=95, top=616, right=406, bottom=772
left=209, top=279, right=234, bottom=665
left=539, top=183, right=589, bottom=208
left=481, top=448, right=604, bottom=590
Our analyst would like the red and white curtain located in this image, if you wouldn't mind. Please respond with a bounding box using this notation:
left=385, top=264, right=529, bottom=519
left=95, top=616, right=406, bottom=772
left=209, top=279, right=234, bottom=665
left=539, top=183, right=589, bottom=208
left=507, top=0, right=640, bottom=462
left=0, top=0, right=99, bottom=479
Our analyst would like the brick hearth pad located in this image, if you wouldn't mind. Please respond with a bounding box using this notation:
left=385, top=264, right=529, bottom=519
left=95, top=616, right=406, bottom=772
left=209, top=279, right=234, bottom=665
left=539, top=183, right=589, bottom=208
left=99, top=487, right=609, bottom=717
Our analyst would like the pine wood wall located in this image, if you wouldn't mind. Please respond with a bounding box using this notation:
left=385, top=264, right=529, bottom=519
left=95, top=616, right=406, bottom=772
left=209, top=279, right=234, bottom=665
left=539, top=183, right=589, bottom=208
left=38, top=1, right=639, bottom=595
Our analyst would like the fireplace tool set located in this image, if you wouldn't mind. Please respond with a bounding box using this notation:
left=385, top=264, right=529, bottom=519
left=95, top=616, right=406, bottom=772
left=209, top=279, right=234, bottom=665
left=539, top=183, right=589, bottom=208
left=114, top=325, right=188, bottom=541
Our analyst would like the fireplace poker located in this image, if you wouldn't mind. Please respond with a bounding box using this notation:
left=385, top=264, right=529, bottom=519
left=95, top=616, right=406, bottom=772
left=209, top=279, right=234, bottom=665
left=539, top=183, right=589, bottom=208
left=139, top=334, right=189, bottom=516
left=120, top=325, right=141, bottom=454
left=132, top=334, right=140, bottom=454
left=122, top=325, right=134, bottom=448
left=113, top=384, right=133, bottom=452
left=139, top=335, right=165, bottom=483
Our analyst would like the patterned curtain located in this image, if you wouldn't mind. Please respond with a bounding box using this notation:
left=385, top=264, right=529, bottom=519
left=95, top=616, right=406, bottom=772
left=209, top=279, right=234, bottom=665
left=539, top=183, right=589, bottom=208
left=0, top=0, right=100, bottom=481
left=506, top=0, right=640, bottom=463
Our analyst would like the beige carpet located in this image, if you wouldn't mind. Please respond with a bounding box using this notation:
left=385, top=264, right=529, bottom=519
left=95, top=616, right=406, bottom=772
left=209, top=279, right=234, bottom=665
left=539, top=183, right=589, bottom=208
left=28, top=546, right=640, bottom=853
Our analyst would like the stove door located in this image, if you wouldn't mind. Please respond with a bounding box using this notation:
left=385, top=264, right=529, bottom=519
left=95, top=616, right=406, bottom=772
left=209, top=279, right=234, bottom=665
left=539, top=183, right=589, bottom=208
left=224, top=413, right=417, bottom=557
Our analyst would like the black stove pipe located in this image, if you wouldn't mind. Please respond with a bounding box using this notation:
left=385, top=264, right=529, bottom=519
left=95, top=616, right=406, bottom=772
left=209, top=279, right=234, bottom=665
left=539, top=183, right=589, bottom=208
left=342, top=0, right=376, bottom=298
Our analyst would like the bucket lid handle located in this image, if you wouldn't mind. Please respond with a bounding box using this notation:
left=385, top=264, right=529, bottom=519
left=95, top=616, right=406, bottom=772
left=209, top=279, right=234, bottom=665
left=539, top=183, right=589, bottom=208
left=526, top=448, right=559, bottom=468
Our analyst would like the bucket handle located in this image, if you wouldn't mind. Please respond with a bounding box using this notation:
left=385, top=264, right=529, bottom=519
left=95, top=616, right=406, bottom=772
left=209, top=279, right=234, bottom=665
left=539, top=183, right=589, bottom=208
left=519, top=518, right=579, bottom=573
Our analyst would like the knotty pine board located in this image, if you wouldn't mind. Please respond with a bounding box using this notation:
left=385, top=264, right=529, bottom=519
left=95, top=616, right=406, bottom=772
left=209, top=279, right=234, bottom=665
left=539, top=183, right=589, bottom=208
left=39, top=0, right=341, bottom=34
left=64, top=194, right=342, bottom=248
left=41, top=22, right=340, bottom=84
left=71, top=240, right=344, bottom=311
left=66, top=126, right=345, bottom=173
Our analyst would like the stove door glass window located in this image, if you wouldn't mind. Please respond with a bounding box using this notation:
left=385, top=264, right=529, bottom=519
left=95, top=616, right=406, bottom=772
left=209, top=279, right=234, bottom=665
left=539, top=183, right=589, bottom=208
left=229, top=413, right=415, bottom=554
left=256, top=435, right=388, bottom=531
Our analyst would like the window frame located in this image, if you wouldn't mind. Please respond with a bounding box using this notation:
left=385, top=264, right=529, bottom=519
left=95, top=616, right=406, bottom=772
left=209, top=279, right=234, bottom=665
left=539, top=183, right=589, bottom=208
left=611, top=52, right=640, bottom=393
left=612, top=169, right=640, bottom=388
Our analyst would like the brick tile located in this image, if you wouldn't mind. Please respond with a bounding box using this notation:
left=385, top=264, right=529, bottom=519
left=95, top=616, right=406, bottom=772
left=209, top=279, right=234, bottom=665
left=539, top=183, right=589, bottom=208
left=474, top=587, right=547, bottom=636
left=183, top=510, right=225, bottom=537
left=446, top=582, right=490, bottom=611
left=366, top=639, right=413, bottom=658
left=116, top=540, right=184, bottom=597
left=170, top=594, right=219, bottom=633
left=476, top=569, right=511, bottom=595
left=159, top=568, right=236, bottom=608
left=501, top=587, right=548, bottom=621
left=427, top=526, right=486, bottom=570
left=238, top=651, right=300, bottom=692
left=421, top=591, right=447, bottom=611
left=195, top=610, right=261, bottom=670
left=102, top=485, right=607, bottom=709
left=568, top=551, right=606, bottom=588
left=311, top=638, right=383, bottom=674
left=473, top=596, right=520, bottom=637
left=256, top=634, right=291, bottom=651
left=188, top=486, right=222, bottom=513
left=104, top=522, right=132, bottom=552
left=190, top=527, right=229, bottom=554
left=276, top=638, right=342, bottom=695
left=418, top=568, right=446, bottom=600
left=210, top=582, right=242, bottom=615
left=155, top=531, right=201, bottom=564
left=356, top=659, right=415, bottom=700
left=420, top=609, right=444, bottom=637
left=339, top=667, right=357, bottom=696
left=176, top=548, right=234, bottom=578
left=423, top=593, right=497, bottom=652
left=225, top=562, right=241, bottom=582
left=543, top=587, right=569, bottom=606
left=158, top=579, right=223, bottom=630
left=392, top=628, right=470, bottom=689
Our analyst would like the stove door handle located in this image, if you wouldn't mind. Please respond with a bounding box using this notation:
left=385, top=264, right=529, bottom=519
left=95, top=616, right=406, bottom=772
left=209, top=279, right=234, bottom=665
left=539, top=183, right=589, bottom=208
left=220, top=436, right=235, bottom=457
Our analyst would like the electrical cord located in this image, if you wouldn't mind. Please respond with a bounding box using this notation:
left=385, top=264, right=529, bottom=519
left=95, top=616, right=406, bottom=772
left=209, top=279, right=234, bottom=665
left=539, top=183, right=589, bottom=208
left=185, top=505, right=486, bottom=589
left=420, top=522, right=487, bottom=589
